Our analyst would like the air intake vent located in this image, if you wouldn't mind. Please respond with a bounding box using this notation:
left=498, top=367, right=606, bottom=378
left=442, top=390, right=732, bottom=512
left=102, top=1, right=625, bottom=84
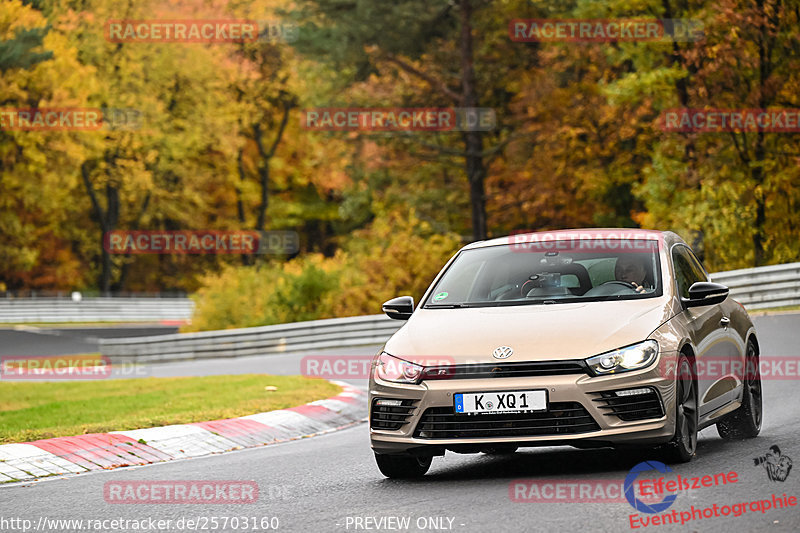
left=370, top=399, right=417, bottom=430
left=591, top=387, right=664, bottom=421
left=413, top=402, right=599, bottom=439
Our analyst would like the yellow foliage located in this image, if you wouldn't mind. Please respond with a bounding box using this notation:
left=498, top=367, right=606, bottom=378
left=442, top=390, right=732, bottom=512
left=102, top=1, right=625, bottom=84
left=187, top=212, right=461, bottom=331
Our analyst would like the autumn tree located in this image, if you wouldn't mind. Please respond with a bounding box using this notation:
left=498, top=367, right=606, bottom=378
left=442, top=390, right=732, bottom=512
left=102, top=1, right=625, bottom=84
left=682, top=0, right=800, bottom=266
left=290, top=0, right=502, bottom=241
left=0, top=0, right=95, bottom=290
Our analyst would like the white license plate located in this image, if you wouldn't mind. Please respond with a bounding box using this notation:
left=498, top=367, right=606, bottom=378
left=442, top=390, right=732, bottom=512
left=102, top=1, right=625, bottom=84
left=454, top=390, right=547, bottom=414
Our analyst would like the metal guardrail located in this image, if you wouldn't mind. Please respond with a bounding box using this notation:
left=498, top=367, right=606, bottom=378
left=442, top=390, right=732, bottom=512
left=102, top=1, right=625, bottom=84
left=710, top=262, right=800, bottom=310
left=98, top=261, right=800, bottom=363
left=0, top=297, right=194, bottom=323
left=0, top=291, right=187, bottom=298
left=100, top=314, right=401, bottom=363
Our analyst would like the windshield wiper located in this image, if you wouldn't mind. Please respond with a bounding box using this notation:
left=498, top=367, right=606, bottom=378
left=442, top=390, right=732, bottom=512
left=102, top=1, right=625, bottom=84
left=427, top=300, right=549, bottom=308
left=426, top=294, right=654, bottom=309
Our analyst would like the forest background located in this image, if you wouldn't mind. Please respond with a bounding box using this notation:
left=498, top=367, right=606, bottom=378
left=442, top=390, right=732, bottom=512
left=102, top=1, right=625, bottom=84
left=2, top=0, right=798, bottom=330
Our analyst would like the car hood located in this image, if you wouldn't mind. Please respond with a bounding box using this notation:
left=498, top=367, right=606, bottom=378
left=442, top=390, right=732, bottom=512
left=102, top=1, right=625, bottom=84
left=383, top=298, right=675, bottom=363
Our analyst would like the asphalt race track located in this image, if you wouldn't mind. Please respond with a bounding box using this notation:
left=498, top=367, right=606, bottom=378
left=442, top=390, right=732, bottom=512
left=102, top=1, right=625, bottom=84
left=1, top=313, right=798, bottom=532
left=0, top=325, right=179, bottom=356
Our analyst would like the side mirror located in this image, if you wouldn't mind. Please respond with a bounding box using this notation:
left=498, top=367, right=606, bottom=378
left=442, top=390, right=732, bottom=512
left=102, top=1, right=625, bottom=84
left=682, top=282, right=729, bottom=308
left=382, top=296, right=414, bottom=320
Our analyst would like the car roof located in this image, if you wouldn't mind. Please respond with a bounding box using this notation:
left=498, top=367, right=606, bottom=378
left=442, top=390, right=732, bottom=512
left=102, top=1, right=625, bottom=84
left=462, top=228, right=686, bottom=251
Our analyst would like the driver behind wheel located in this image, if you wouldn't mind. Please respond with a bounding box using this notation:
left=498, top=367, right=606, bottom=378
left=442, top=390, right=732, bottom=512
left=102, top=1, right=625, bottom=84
left=614, top=254, right=653, bottom=293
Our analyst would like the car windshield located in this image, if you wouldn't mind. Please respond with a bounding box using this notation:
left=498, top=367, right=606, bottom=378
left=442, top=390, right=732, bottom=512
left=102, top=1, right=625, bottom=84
left=424, top=239, right=662, bottom=308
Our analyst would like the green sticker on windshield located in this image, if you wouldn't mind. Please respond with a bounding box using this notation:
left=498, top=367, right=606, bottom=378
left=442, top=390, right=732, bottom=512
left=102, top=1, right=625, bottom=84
left=433, top=291, right=449, bottom=301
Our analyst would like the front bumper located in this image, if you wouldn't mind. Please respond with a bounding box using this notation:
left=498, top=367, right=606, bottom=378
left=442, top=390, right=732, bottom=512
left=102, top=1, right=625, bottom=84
left=369, top=351, right=679, bottom=455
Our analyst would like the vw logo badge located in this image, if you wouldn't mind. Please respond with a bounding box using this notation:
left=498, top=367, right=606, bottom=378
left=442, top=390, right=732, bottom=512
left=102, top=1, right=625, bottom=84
left=492, top=346, right=513, bottom=359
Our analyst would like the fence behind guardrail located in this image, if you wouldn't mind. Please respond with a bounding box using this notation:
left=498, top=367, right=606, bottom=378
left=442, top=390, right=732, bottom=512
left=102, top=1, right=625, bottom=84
left=0, top=296, right=193, bottom=323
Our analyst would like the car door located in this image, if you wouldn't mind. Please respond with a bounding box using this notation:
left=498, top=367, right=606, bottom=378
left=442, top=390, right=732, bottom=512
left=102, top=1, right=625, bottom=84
left=671, top=244, right=740, bottom=419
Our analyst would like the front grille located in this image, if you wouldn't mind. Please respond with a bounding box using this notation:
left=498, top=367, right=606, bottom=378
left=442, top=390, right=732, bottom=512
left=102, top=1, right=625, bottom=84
left=591, top=387, right=664, bottom=421
left=370, top=399, right=417, bottom=430
left=413, top=402, right=599, bottom=439
left=420, top=360, right=589, bottom=381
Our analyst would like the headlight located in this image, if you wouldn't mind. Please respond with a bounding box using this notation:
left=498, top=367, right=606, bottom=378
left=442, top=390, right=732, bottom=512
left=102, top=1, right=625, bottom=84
left=374, top=352, right=423, bottom=384
left=586, top=340, right=658, bottom=375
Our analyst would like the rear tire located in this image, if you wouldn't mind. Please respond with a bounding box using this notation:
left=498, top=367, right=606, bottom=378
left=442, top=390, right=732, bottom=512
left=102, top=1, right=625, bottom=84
left=717, top=340, right=762, bottom=439
left=374, top=453, right=432, bottom=479
left=661, top=354, right=698, bottom=463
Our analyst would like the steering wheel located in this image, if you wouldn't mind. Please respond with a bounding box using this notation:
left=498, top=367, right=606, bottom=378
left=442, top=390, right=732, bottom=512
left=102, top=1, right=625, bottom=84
left=601, top=280, right=638, bottom=291
left=520, top=275, right=541, bottom=296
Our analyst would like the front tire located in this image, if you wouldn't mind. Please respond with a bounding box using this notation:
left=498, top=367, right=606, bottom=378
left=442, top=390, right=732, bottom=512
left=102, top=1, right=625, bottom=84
left=374, top=453, right=432, bottom=479
left=717, top=340, right=762, bottom=439
left=662, top=354, right=698, bottom=463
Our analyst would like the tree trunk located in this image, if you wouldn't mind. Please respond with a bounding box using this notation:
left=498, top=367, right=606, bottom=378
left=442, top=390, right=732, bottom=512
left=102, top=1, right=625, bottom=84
left=100, top=183, right=119, bottom=293
left=458, top=0, right=487, bottom=241
left=253, top=123, right=270, bottom=233
left=81, top=160, right=117, bottom=293
left=114, top=192, right=150, bottom=290
left=252, top=103, right=292, bottom=234
left=752, top=1, right=770, bottom=267
left=752, top=132, right=766, bottom=266
left=236, top=148, right=253, bottom=266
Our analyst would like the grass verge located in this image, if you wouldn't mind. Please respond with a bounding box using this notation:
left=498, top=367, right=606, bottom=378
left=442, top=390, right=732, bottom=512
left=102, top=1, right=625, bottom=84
left=748, top=304, right=800, bottom=315
left=0, top=374, right=340, bottom=443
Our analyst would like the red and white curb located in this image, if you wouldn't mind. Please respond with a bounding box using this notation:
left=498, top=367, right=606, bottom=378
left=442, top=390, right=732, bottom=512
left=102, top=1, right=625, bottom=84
left=0, top=381, right=365, bottom=483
